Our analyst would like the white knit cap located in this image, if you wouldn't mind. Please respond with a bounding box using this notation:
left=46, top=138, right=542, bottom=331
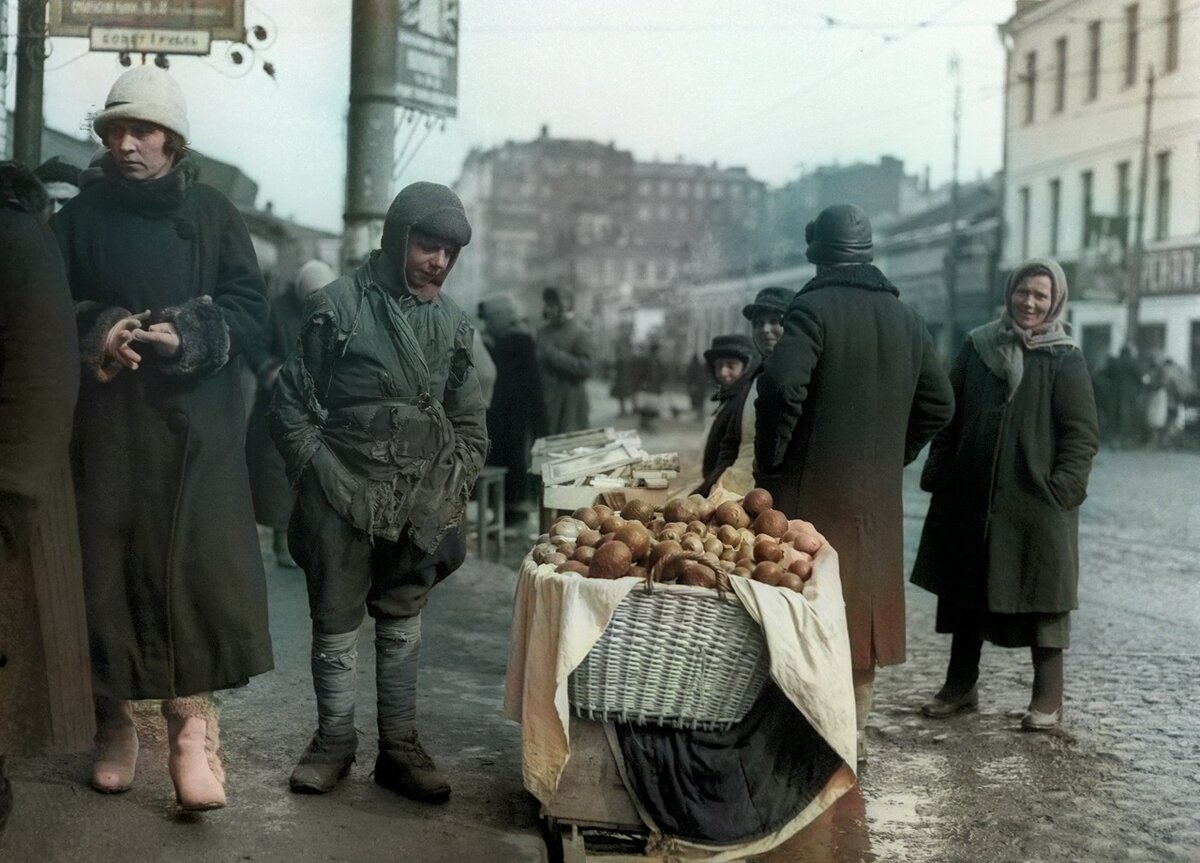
left=93, top=66, right=190, bottom=141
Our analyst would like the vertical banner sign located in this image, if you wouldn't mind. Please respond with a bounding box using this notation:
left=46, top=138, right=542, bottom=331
left=49, top=1, right=245, bottom=51
left=397, top=0, right=459, bottom=117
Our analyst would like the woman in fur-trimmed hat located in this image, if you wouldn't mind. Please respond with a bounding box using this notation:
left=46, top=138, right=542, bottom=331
left=50, top=66, right=273, bottom=811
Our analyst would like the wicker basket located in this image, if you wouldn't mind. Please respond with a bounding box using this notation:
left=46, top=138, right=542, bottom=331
left=567, top=573, right=770, bottom=732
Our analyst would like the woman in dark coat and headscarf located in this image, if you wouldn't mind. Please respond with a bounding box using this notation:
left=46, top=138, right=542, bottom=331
left=911, top=258, right=1099, bottom=732
left=50, top=66, right=272, bottom=809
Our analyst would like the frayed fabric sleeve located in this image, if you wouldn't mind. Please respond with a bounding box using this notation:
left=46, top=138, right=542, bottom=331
left=268, top=295, right=338, bottom=484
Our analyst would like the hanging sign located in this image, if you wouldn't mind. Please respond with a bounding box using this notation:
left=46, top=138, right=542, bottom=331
left=49, top=1, right=245, bottom=43
left=396, top=0, right=459, bottom=117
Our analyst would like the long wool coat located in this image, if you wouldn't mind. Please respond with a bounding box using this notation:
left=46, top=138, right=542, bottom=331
left=754, top=264, right=955, bottom=669
left=537, top=318, right=593, bottom=435
left=51, top=158, right=274, bottom=699
left=0, top=167, right=93, bottom=754
left=484, top=330, right=548, bottom=506
left=695, top=372, right=753, bottom=496
left=911, top=341, right=1099, bottom=614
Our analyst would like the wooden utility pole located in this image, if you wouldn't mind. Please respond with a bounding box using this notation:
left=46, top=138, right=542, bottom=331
left=13, top=0, right=47, bottom=165
left=1126, top=65, right=1156, bottom=344
left=343, top=0, right=398, bottom=270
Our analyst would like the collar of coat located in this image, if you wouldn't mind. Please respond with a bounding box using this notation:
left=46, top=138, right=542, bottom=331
left=366, top=248, right=444, bottom=308
left=81, top=153, right=196, bottom=215
left=799, top=263, right=900, bottom=298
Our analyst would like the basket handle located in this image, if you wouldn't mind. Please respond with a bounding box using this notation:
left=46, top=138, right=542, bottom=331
left=644, top=550, right=732, bottom=595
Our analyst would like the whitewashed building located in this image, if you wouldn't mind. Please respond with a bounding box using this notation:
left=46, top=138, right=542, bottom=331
left=1000, top=0, right=1200, bottom=372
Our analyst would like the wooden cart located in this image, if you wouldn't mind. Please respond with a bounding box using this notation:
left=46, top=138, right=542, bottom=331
left=541, top=717, right=655, bottom=863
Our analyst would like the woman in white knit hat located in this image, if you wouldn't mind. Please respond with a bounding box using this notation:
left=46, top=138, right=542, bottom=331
left=50, top=65, right=274, bottom=811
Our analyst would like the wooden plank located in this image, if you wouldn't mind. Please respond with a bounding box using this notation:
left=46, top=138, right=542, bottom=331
left=543, top=719, right=643, bottom=828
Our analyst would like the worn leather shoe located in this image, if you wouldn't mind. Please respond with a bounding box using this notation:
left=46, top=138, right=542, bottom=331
left=289, top=734, right=357, bottom=794
left=1020, top=707, right=1062, bottom=732
left=921, top=686, right=979, bottom=718
left=373, top=731, right=450, bottom=803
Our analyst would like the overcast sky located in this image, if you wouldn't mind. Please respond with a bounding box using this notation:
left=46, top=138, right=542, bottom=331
left=11, top=1, right=1014, bottom=232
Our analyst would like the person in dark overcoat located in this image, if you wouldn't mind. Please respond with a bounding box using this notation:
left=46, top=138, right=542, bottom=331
left=537, top=286, right=593, bottom=434
left=912, top=258, right=1099, bottom=732
left=271, top=182, right=487, bottom=802
left=50, top=66, right=273, bottom=810
left=479, top=293, right=547, bottom=520
left=754, top=204, right=954, bottom=761
left=246, top=259, right=336, bottom=567
left=0, top=162, right=94, bottom=833
left=693, top=333, right=754, bottom=495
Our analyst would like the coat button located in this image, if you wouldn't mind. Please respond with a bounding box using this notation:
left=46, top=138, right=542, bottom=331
left=167, top=409, right=190, bottom=433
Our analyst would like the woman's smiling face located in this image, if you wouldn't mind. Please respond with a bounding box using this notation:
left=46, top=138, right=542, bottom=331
left=1010, top=274, right=1054, bottom=330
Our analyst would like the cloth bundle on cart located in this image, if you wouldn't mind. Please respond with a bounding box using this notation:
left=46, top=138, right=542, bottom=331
left=504, top=536, right=858, bottom=859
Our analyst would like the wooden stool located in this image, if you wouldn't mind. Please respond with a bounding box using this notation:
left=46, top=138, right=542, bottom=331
left=472, top=466, right=507, bottom=560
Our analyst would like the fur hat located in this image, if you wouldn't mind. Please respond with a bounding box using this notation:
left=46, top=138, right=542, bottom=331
left=741, top=286, right=796, bottom=321
left=703, top=333, right=754, bottom=366
left=93, top=66, right=190, bottom=141
left=805, top=204, right=873, bottom=265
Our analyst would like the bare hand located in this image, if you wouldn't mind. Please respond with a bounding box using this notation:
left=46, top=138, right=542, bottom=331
left=786, top=518, right=826, bottom=555
left=97, top=311, right=151, bottom=382
left=133, top=322, right=182, bottom=358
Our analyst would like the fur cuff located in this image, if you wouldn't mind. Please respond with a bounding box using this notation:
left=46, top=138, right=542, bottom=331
left=160, top=694, right=218, bottom=724
left=152, top=296, right=230, bottom=379
left=77, top=303, right=133, bottom=381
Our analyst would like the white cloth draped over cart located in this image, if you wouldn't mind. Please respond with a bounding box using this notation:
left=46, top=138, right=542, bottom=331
left=503, top=535, right=858, bottom=859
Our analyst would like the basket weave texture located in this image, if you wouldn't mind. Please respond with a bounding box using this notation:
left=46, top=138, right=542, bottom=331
left=567, top=584, right=770, bottom=732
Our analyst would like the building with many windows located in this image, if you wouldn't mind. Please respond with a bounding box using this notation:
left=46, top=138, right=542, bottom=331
left=1000, top=0, right=1200, bottom=373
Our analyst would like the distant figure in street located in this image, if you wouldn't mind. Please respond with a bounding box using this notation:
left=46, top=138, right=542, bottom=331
left=0, top=161, right=94, bottom=834
left=271, top=182, right=487, bottom=802
left=754, top=204, right=954, bottom=762
left=912, top=258, right=1099, bottom=733
left=537, top=286, right=592, bottom=434
left=633, top=340, right=667, bottom=430
left=1143, top=357, right=1170, bottom=448
left=50, top=66, right=273, bottom=810
left=704, top=285, right=795, bottom=496
left=479, top=292, right=548, bottom=521
left=33, top=156, right=82, bottom=216
left=693, top=333, right=754, bottom=495
left=686, top=352, right=711, bottom=421
left=1110, top=343, right=1143, bottom=447
left=610, top=327, right=637, bottom=417
left=247, top=259, right=336, bottom=568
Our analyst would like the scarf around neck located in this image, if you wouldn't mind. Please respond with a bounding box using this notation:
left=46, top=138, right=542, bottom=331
left=970, top=256, right=1076, bottom=398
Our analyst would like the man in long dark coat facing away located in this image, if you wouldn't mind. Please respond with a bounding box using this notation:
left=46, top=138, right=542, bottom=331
left=754, top=204, right=954, bottom=763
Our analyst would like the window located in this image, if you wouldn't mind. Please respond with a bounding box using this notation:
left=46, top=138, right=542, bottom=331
left=1023, top=51, right=1037, bottom=123
left=1087, top=21, right=1101, bottom=101
left=1124, top=4, right=1139, bottom=88
left=1137, top=322, right=1166, bottom=356
left=1155, top=150, right=1171, bottom=240
left=1049, top=178, right=1061, bottom=254
left=1116, top=160, right=1132, bottom=218
left=1081, top=324, right=1113, bottom=372
left=1190, top=321, right=1200, bottom=374
left=1166, top=0, right=1180, bottom=73
left=1081, top=169, right=1094, bottom=246
left=1019, top=185, right=1031, bottom=258
left=1054, top=37, right=1068, bottom=113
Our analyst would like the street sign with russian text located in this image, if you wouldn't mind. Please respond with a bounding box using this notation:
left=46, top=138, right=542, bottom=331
left=396, top=0, right=458, bottom=117
left=90, top=27, right=212, bottom=55
left=49, top=0, right=244, bottom=43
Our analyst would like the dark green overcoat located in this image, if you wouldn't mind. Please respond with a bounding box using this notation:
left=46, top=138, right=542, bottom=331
left=911, top=340, right=1099, bottom=613
left=50, top=157, right=273, bottom=700
left=754, top=264, right=955, bottom=669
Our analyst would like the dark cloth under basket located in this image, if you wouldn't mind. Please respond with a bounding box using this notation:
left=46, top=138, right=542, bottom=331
left=568, top=584, right=770, bottom=732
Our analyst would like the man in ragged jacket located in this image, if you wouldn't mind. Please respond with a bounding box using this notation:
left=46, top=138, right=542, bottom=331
left=270, top=182, right=487, bottom=802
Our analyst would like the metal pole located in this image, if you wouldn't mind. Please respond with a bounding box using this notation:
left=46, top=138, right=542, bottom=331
left=1125, top=65, right=1155, bottom=345
left=13, top=0, right=47, bottom=165
left=342, top=0, right=398, bottom=271
left=945, top=54, right=962, bottom=353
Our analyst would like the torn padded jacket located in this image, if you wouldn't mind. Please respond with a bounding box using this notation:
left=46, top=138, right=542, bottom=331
left=269, top=249, right=488, bottom=552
